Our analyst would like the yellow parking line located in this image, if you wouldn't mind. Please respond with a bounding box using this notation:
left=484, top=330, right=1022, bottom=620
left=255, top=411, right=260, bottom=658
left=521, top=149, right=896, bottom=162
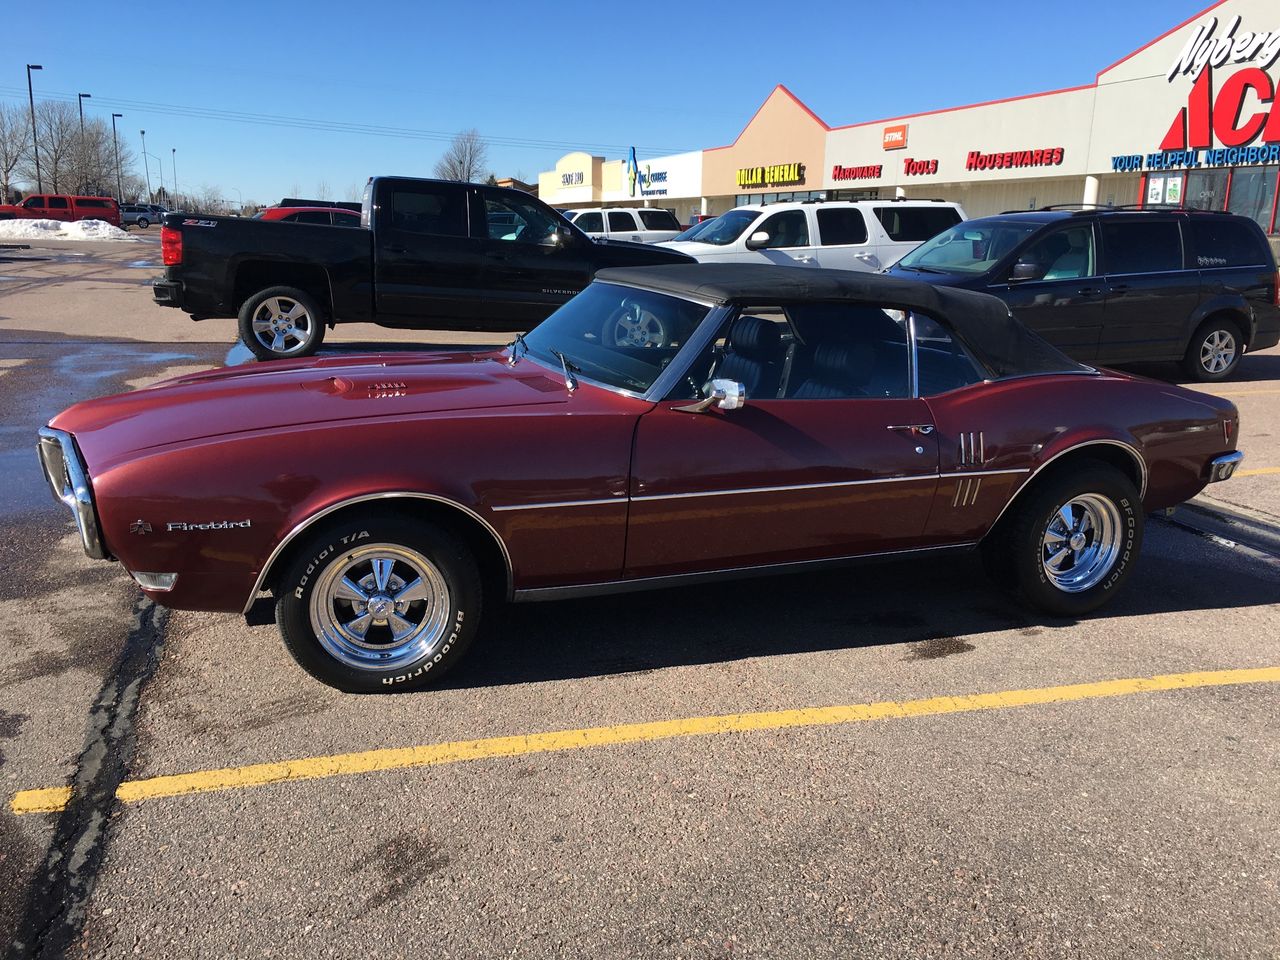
left=1204, top=389, right=1280, bottom=397
left=12, top=667, right=1280, bottom=816
left=1237, top=467, right=1280, bottom=477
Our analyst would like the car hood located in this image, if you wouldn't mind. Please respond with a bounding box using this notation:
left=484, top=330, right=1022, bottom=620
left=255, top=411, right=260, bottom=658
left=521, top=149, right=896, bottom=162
left=51, top=350, right=571, bottom=467
left=589, top=239, right=695, bottom=266
left=883, top=266, right=982, bottom=287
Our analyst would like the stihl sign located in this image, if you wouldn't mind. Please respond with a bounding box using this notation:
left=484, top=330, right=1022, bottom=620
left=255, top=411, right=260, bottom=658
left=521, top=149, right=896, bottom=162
left=1160, top=66, right=1280, bottom=151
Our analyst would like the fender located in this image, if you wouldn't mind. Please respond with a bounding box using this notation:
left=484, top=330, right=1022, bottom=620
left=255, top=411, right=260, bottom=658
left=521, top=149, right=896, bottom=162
left=985, top=436, right=1148, bottom=536
left=242, top=490, right=514, bottom=615
left=1183, top=292, right=1254, bottom=346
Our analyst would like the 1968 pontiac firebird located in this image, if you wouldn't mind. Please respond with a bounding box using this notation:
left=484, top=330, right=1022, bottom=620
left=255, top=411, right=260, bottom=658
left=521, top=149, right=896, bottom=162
left=40, top=265, right=1244, bottom=692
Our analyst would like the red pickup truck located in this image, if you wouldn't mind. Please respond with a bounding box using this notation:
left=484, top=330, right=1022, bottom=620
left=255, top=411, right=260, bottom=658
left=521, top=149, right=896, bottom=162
left=0, top=194, right=121, bottom=227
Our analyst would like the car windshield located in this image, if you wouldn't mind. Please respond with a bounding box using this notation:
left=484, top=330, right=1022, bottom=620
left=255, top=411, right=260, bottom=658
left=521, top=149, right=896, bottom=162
left=896, top=220, right=1042, bottom=275
left=680, top=208, right=759, bottom=245
left=519, top=282, right=710, bottom=394
left=671, top=217, right=720, bottom=241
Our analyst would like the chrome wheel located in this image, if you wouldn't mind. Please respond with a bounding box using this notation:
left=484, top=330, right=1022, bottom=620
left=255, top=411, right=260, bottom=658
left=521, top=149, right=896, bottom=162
left=309, top=543, right=452, bottom=672
left=607, top=305, right=667, bottom=348
left=1199, top=329, right=1237, bottom=374
left=250, top=296, right=315, bottom=356
left=1041, top=494, right=1123, bottom=594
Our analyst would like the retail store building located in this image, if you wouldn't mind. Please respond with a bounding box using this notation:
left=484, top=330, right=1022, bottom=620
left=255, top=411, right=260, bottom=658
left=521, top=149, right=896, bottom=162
left=537, top=0, right=1280, bottom=236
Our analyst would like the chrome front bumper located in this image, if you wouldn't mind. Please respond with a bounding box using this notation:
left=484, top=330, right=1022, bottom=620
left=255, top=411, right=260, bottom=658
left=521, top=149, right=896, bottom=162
left=37, top=427, right=110, bottom=559
left=1208, top=450, right=1244, bottom=483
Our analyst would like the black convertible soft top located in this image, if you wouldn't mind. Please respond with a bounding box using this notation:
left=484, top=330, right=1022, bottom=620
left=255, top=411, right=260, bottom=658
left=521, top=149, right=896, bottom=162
left=594, top=263, right=1089, bottom=379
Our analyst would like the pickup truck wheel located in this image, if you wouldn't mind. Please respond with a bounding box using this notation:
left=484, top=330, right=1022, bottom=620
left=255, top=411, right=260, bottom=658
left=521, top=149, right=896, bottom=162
left=276, top=516, right=483, bottom=693
left=602, top=303, right=668, bottom=348
left=238, top=286, right=327, bottom=361
left=1183, top=317, right=1243, bottom=382
left=986, top=464, right=1142, bottom=618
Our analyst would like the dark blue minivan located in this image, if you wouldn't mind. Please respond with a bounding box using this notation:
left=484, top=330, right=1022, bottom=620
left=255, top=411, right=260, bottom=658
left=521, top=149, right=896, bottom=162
left=886, top=208, right=1280, bottom=381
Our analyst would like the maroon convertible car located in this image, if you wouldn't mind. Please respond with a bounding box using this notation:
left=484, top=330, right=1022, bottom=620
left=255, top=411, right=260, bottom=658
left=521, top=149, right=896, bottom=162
left=39, top=265, right=1244, bottom=692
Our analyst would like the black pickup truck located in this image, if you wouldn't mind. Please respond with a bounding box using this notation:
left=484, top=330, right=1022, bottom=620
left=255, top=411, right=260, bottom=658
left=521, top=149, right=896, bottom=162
left=154, top=176, right=694, bottom=360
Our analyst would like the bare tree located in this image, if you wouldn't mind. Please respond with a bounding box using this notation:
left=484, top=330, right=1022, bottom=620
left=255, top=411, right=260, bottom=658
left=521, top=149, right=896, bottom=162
left=314, top=179, right=331, bottom=200
left=344, top=179, right=365, bottom=201
left=0, top=102, right=29, bottom=202
left=433, top=129, right=489, bottom=182
left=19, top=100, right=78, bottom=193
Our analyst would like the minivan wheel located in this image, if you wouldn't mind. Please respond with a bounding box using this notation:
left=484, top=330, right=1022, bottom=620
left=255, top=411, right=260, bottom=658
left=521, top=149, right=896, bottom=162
left=237, top=285, right=327, bottom=361
left=1184, top=317, right=1243, bottom=382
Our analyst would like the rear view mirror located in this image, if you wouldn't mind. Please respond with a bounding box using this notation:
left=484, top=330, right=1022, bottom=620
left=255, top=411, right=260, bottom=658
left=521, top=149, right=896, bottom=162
left=674, top=379, right=746, bottom=414
left=745, top=230, right=770, bottom=251
left=1009, top=260, right=1040, bottom=282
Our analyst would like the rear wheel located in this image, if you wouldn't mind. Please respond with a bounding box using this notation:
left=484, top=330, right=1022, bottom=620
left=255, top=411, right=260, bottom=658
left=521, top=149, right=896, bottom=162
left=237, top=285, right=327, bottom=361
left=1183, top=317, right=1243, bottom=382
left=983, top=464, right=1142, bottom=617
left=276, top=515, right=484, bottom=693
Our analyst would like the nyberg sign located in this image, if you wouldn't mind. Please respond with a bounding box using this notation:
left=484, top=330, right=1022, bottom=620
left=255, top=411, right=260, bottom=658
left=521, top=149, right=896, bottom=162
left=1167, top=15, right=1280, bottom=82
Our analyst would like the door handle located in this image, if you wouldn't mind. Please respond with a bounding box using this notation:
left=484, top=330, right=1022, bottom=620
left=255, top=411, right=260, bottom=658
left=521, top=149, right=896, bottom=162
left=1077, top=287, right=1099, bottom=296
left=384, top=245, right=408, bottom=255
left=485, top=251, right=513, bottom=260
left=887, top=423, right=935, bottom=435
left=1110, top=284, right=1130, bottom=293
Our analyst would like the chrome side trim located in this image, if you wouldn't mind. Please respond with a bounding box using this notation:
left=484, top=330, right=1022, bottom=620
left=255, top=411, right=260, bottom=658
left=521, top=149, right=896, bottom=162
left=490, top=497, right=627, bottom=512
left=512, top=542, right=979, bottom=603
left=241, top=492, right=515, bottom=614
left=632, top=474, right=938, bottom=503
left=938, top=468, right=1030, bottom=479
left=983, top=439, right=1149, bottom=539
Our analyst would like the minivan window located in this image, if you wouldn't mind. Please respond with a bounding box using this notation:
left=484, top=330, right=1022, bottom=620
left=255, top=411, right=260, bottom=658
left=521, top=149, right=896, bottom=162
left=817, top=208, right=868, bottom=245
left=574, top=212, right=603, bottom=232
left=1101, top=219, right=1183, bottom=274
left=389, top=187, right=467, bottom=237
left=1014, top=225, right=1096, bottom=281
left=1190, top=219, right=1268, bottom=268
left=608, top=211, right=637, bottom=232
left=875, top=206, right=962, bottom=242
left=638, top=209, right=680, bottom=230
left=896, top=220, right=1039, bottom=275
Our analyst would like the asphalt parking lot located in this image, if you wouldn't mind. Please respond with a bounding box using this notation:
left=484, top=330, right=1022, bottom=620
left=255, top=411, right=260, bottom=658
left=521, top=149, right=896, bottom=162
left=2, top=239, right=1279, bottom=959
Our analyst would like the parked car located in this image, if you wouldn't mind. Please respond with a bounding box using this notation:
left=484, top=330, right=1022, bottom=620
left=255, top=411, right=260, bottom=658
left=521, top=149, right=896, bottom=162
left=564, top=207, right=683, bottom=243
left=120, top=203, right=157, bottom=228
left=44, top=264, right=1243, bottom=692
left=886, top=208, right=1280, bottom=381
left=153, top=176, right=694, bottom=361
left=659, top=198, right=964, bottom=271
left=0, top=194, right=121, bottom=227
left=253, top=206, right=363, bottom=227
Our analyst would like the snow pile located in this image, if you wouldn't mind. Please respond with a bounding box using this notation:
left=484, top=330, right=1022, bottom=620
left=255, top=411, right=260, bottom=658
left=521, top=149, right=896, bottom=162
left=0, top=218, right=138, bottom=242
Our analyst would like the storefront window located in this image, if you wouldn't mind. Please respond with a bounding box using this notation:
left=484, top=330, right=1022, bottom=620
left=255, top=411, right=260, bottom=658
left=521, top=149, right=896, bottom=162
left=1226, top=166, right=1279, bottom=233
left=1185, top=169, right=1230, bottom=212
left=1145, top=172, right=1183, bottom=207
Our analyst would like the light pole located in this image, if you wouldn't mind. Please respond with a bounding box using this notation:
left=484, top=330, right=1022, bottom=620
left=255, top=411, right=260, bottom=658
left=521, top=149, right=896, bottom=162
left=230, top=185, right=242, bottom=213
left=171, top=148, right=178, bottom=206
left=110, top=113, right=123, bottom=201
left=140, top=129, right=151, bottom=201
left=77, top=92, right=91, bottom=193
left=143, top=153, right=163, bottom=204
left=26, top=65, right=43, bottom=193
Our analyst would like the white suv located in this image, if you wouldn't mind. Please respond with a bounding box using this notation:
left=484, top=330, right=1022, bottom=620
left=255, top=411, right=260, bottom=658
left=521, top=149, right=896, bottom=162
left=658, top=199, right=966, bottom=271
left=566, top=207, right=683, bottom=244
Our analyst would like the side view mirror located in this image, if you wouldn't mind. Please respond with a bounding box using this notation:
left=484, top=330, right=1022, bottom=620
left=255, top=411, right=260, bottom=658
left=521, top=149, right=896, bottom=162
left=744, top=230, right=770, bottom=251
left=1009, top=260, right=1041, bottom=282
left=674, top=378, right=746, bottom=414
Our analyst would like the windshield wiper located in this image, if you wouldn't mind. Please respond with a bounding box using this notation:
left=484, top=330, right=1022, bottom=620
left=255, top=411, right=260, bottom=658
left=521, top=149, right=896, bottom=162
left=506, top=332, right=529, bottom=365
left=901, top=264, right=949, bottom=274
left=549, top=348, right=579, bottom=394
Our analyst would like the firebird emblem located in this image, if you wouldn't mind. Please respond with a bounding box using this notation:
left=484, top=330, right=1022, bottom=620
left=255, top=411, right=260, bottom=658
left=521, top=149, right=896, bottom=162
left=130, top=520, right=153, bottom=535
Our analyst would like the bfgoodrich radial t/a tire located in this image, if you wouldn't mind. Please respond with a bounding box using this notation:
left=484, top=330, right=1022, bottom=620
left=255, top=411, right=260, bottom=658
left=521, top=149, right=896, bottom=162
left=276, top=516, right=484, bottom=692
left=988, top=464, right=1143, bottom=618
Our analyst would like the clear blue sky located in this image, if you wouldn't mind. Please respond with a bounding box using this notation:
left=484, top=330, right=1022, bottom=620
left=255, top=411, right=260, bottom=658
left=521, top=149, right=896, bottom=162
left=4, top=0, right=1211, bottom=204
